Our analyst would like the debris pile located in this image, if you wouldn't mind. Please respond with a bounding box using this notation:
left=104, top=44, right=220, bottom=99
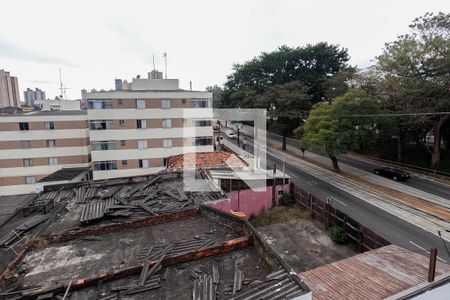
left=0, top=215, right=49, bottom=249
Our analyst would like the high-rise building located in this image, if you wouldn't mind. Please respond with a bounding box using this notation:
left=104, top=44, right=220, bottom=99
left=81, top=89, right=87, bottom=100
left=23, top=88, right=46, bottom=106
left=0, top=69, right=21, bottom=108
left=115, top=79, right=123, bottom=91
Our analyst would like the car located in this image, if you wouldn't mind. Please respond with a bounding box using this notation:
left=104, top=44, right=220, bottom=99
left=374, top=167, right=410, bottom=181
left=226, top=130, right=237, bottom=139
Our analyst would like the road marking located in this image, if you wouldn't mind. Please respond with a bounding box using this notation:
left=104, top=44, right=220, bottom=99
left=307, top=181, right=317, bottom=185
left=409, top=241, right=447, bottom=262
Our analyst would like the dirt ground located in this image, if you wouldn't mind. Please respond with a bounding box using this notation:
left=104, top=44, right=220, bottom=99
left=254, top=207, right=355, bottom=273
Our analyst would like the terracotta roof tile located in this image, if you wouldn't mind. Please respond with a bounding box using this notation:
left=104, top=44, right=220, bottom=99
left=167, top=151, right=247, bottom=170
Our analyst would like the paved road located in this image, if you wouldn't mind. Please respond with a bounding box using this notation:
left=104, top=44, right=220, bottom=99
left=265, top=132, right=450, bottom=200
left=222, top=133, right=450, bottom=263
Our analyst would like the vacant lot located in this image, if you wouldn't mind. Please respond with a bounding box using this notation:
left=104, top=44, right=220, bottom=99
left=252, top=206, right=355, bottom=272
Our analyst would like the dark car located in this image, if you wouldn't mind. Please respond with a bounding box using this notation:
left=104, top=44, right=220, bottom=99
left=374, top=167, right=410, bottom=181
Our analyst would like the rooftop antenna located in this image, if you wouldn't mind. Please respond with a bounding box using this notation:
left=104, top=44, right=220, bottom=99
left=152, top=54, right=156, bottom=71
left=58, top=67, right=70, bottom=100
left=163, top=52, right=167, bottom=79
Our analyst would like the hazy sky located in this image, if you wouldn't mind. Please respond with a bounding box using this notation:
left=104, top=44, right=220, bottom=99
left=1, top=0, right=448, bottom=100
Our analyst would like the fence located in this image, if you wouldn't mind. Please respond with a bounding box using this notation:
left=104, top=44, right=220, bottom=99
left=291, top=184, right=389, bottom=252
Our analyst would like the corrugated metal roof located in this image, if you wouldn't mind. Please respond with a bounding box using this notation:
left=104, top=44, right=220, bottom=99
left=299, top=244, right=450, bottom=300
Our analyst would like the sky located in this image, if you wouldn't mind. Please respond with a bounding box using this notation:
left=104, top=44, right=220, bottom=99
left=1, top=0, right=448, bottom=100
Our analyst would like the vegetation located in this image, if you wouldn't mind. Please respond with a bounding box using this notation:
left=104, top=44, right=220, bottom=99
left=280, top=193, right=295, bottom=206
left=329, top=226, right=348, bottom=244
left=250, top=206, right=310, bottom=227
left=213, top=12, right=450, bottom=171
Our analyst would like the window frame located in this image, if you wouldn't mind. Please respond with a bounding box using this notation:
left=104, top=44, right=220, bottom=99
left=161, top=99, right=171, bottom=109
left=19, top=122, right=29, bottom=131
left=136, top=99, right=146, bottom=109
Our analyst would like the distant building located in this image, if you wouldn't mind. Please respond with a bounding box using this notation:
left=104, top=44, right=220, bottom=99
left=122, top=80, right=130, bottom=90
left=0, top=69, right=20, bottom=108
left=81, top=89, right=87, bottom=100
left=115, top=78, right=123, bottom=91
left=23, top=88, right=46, bottom=106
left=149, top=70, right=163, bottom=79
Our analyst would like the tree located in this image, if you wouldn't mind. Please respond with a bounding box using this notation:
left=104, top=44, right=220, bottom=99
left=375, top=12, right=450, bottom=168
left=221, top=43, right=351, bottom=148
left=206, top=85, right=224, bottom=108
left=297, top=89, right=393, bottom=171
left=256, top=81, right=311, bottom=150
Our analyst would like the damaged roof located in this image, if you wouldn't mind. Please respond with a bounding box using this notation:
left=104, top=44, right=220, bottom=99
left=300, top=244, right=450, bottom=300
left=0, top=172, right=310, bottom=299
left=167, top=151, right=248, bottom=170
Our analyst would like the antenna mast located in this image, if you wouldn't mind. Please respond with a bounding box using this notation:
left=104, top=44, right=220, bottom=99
left=152, top=54, right=156, bottom=71
left=58, top=67, right=70, bottom=99
left=163, top=52, right=167, bottom=79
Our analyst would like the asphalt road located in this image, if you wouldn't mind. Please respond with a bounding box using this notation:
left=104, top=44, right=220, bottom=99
left=222, top=133, right=450, bottom=263
left=266, top=132, right=450, bottom=200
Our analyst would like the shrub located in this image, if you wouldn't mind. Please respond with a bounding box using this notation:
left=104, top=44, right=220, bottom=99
left=280, top=193, right=295, bottom=207
left=330, top=226, right=348, bottom=244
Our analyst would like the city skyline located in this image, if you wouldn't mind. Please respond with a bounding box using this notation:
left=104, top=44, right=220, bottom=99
left=0, top=0, right=448, bottom=99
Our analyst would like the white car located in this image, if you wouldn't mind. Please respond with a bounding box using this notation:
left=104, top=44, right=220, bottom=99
left=226, top=130, right=237, bottom=139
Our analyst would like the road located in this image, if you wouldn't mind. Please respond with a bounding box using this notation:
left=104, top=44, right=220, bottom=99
left=267, top=131, right=450, bottom=200
left=221, top=132, right=450, bottom=263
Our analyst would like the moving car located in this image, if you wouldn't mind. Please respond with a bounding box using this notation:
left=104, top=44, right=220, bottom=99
left=374, top=167, right=410, bottom=181
left=226, top=130, right=237, bottom=139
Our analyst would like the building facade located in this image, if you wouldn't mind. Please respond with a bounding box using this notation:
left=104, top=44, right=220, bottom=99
left=87, top=74, right=213, bottom=180
left=23, top=88, right=46, bottom=106
left=0, top=111, right=90, bottom=195
left=0, top=69, right=20, bottom=108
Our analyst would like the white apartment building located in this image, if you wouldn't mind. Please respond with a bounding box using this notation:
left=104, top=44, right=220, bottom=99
left=87, top=73, right=214, bottom=180
left=0, top=110, right=90, bottom=195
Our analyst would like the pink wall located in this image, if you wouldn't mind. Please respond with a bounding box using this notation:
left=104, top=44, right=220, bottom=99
left=207, top=184, right=289, bottom=219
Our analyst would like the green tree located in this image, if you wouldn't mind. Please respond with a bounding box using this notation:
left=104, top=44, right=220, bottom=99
left=375, top=12, right=450, bottom=168
left=221, top=43, right=351, bottom=148
left=297, top=89, right=393, bottom=171
left=256, top=81, right=311, bottom=150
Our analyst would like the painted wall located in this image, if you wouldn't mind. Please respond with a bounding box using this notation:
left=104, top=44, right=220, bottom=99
left=207, top=184, right=289, bottom=219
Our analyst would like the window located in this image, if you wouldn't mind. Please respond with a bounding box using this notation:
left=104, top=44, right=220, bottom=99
left=25, top=176, right=36, bottom=184
left=21, top=140, right=31, bottom=149
left=91, top=141, right=115, bottom=151
left=136, top=99, right=146, bottom=109
left=23, top=158, right=33, bottom=167
left=137, top=119, right=147, bottom=129
left=89, top=120, right=114, bottom=130
left=89, top=100, right=112, bottom=109
left=192, top=99, right=209, bottom=108
left=162, top=119, right=172, bottom=128
left=19, top=122, right=29, bottom=131
left=182, top=99, right=186, bottom=104
left=119, top=120, right=125, bottom=126
left=138, top=140, right=148, bottom=149
left=122, top=160, right=128, bottom=165
left=193, top=120, right=212, bottom=127
left=139, top=159, right=149, bottom=168
left=46, top=139, right=56, bottom=147
left=163, top=139, right=173, bottom=148
left=163, top=157, right=169, bottom=167
left=194, top=137, right=213, bottom=146
left=118, top=99, right=123, bottom=105
left=44, top=122, right=55, bottom=130
left=161, top=99, right=171, bottom=109
left=49, top=157, right=58, bottom=165
left=120, top=140, right=126, bottom=146
left=93, top=161, right=117, bottom=171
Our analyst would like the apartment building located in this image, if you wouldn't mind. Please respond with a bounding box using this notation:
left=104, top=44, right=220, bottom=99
left=0, top=110, right=90, bottom=195
left=87, top=73, right=214, bottom=180
left=0, top=69, right=21, bottom=108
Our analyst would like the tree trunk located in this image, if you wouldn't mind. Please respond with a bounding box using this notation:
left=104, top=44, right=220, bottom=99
left=430, top=115, right=450, bottom=168
left=282, top=131, right=287, bottom=151
left=328, top=154, right=340, bottom=172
